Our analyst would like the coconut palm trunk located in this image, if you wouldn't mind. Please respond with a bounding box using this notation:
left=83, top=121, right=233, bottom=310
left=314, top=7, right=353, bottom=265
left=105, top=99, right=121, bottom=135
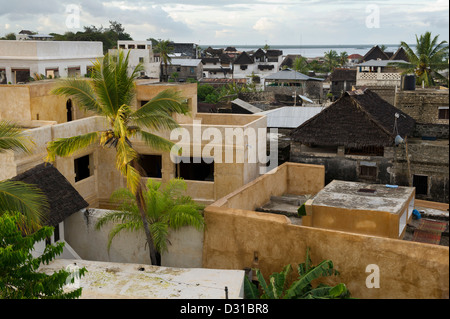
left=46, top=50, right=189, bottom=265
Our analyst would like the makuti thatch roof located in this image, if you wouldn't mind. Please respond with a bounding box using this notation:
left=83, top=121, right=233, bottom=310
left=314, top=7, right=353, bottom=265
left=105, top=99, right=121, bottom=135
left=290, top=88, right=416, bottom=148
left=11, top=163, right=89, bottom=227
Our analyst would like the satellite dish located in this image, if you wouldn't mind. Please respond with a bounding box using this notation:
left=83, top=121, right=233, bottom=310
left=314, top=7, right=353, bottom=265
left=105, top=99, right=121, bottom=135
left=395, top=135, right=404, bottom=145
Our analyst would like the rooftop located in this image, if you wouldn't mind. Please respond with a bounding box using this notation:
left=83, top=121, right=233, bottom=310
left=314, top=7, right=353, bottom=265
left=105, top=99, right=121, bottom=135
left=311, top=180, right=415, bottom=214
left=39, top=259, right=245, bottom=299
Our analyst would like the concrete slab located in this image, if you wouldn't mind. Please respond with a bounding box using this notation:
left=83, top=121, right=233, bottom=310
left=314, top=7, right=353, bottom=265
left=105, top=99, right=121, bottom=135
left=39, top=259, right=245, bottom=299
left=311, top=180, right=415, bottom=214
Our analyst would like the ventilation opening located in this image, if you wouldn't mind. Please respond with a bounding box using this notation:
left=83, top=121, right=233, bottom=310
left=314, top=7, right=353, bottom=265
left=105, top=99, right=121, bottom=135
left=74, top=154, right=92, bottom=182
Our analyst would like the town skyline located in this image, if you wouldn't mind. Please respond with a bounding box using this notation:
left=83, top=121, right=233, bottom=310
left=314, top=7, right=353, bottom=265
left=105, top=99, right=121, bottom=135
left=0, top=0, right=448, bottom=46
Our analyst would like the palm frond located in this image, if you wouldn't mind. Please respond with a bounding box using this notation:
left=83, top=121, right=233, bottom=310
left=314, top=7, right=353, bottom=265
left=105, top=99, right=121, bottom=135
left=45, top=132, right=100, bottom=162
left=0, top=121, right=34, bottom=154
left=149, top=220, right=169, bottom=253
left=50, top=78, right=103, bottom=115
left=138, top=130, right=175, bottom=153
left=131, top=89, right=190, bottom=130
left=0, top=180, right=49, bottom=233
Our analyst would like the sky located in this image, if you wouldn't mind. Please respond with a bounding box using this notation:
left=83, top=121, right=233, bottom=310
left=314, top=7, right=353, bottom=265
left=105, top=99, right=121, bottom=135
left=0, top=0, right=448, bottom=46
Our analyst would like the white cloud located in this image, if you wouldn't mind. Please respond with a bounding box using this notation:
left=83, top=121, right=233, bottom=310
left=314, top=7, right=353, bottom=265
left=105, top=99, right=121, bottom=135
left=0, top=0, right=447, bottom=44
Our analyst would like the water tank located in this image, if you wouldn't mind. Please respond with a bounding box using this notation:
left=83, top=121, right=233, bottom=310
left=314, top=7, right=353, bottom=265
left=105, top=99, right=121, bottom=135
left=402, top=75, right=416, bottom=91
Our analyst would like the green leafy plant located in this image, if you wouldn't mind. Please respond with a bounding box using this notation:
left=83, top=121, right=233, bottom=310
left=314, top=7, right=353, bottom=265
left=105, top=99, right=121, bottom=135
left=0, top=212, right=87, bottom=299
left=244, top=248, right=351, bottom=299
left=95, top=178, right=204, bottom=265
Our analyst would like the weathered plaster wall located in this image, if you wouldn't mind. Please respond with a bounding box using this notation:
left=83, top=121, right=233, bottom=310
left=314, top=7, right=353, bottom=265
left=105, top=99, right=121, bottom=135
left=64, top=209, right=204, bottom=268
left=202, top=206, right=449, bottom=299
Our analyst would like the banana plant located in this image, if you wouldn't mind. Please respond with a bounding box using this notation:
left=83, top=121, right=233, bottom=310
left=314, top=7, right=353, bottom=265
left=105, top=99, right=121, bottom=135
left=244, top=248, right=351, bottom=299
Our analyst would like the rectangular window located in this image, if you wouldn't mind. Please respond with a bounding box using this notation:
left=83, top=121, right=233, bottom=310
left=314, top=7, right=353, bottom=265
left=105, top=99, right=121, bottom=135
left=137, top=45, right=146, bottom=49
left=359, top=165, right=377, bottom=180
left=240, top=65, right=248, bottom=70
left=140, top=155, right=163, bottom=178
left=413, top=175, right=428, bottom=195
left=176, top=157, right=214, bottom=181
left=139, top=57, right=144, bottom=63
left=438, top=107, right=449, bottom=120
left=74, top=154, right=92, bottom=182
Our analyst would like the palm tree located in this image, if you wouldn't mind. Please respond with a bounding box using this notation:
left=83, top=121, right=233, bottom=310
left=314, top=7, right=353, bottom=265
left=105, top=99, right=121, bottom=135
left=339, top=51, right=348, bottom=67
left=324, top=50, right=339, bottom=72
left=293, top=56, right=309, bottom=74
left=390, top=31, right=449, bottom=87
left=154, top=40, right=174, bottom=82
left=0, top=120, right=49, bottom=233
left=95, top=178, right=204, bottom=265
left=46, top=50, right=190, bottom=265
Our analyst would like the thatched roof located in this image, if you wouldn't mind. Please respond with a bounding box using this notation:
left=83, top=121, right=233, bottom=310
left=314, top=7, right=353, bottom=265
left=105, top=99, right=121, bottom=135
left=330, top=68, right=357, bottom=82
left=11, top=163, right=89, bottom=227
left=234, top=51, right=254, bottom=65
left=290, top=88, right=416, bottom=148
left=362, top=45, right=389, bottom=62
left=391, top=47, right=409, bottom=62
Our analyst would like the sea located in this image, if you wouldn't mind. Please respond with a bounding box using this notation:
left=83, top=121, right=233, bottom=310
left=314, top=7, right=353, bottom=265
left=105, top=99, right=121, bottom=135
left=200, top=44, right=414, bottom=58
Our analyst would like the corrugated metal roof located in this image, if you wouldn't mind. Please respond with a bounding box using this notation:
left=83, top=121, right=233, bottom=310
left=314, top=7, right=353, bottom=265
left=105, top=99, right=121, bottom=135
left=260, top=106, right=324, bottom=128
left=358, top=59, right=408, bottom=67
left=264, top=69, right=324, bottom=81
left=231, top=99, right=263, bottom=113
left=170, top=59, right=202, bottom=67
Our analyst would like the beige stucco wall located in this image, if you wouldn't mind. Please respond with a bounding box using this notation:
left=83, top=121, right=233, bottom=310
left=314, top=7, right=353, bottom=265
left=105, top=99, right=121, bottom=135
left=64, top=209, right=203, bottom=268
left=212, top=162, right=325, bottom=211
left=202, top=205, right=449, bottom=299
left=303, top=190, right=416, bottom=239
left=0, top=81, right=89, bottom=124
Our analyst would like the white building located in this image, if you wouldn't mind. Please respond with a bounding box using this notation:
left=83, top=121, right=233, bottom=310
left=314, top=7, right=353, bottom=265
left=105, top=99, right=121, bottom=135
left=356, top=59, right=408, bottom=87
left=233, top=49, right=283, bottom=86
left=110, top=40, right=161, bottom=79
left=0, top=40, right=103, bottom=84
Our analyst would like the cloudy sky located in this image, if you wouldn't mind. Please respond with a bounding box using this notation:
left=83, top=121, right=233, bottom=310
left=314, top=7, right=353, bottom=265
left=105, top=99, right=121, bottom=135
left=0, top=0, right=448, bottom=46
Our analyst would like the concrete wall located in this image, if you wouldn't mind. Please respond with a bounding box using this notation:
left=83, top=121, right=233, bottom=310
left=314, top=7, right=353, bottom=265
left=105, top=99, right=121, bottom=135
left=64, top=209, right=204, bottom=268
left=0, top=81, right=91, bottom=123
left=202, top=206, right=449, bottom=299
left=212, top=162, right=325, bottom=211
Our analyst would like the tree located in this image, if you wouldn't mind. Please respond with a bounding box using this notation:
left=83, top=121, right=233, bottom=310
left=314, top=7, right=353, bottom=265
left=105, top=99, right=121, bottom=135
left=0, top=32, right=16, bottom=40
left=390, top=31, right=449, bottom=87
left=244, top=248, right=351, bottom=299
left=0, top=120, right=49, bottom=233
left=339, top=51, right=348, bottom=67
left=46, top=50, right=190, bottom=265
left=293, top=56, right=309, bottom=74
left=324, top=50, right=340, bottom=72
left=154, top=40, right=175, bottom=82
left=0, top=212, right=87, bottom=299
left=95, top=178, right=204, bottom=265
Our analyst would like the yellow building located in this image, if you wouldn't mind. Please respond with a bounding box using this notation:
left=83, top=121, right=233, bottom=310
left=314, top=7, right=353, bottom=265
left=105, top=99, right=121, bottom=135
left=0, top=80, right=267, bottom=206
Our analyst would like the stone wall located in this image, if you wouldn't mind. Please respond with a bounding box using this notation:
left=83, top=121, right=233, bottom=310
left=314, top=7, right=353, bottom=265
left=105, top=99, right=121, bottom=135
left=394, top=89, right=449, bottom=124
left=290, top=140, right=449, bottom=203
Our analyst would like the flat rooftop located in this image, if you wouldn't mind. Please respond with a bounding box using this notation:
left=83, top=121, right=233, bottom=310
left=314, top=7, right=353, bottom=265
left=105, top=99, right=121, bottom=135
left=39, top=259, right=245, bottom=299
left=311, top=180, right=415, bottom=214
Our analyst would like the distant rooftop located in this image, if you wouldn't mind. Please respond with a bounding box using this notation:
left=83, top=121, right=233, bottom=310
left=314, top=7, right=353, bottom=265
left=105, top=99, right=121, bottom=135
left=311, top=180, right=415, bottom=214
